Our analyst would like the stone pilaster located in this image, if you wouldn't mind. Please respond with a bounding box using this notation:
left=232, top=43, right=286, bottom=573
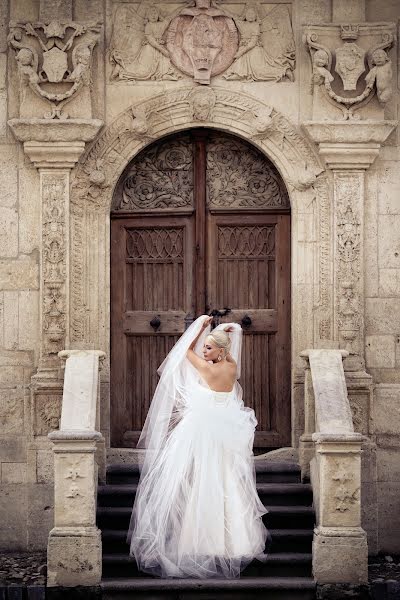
left=303, top=121, right=396, bottom=372
left=8, top=119, right=103, bottom=382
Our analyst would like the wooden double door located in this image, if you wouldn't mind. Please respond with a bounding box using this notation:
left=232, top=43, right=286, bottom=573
left=111, top=131, right=291, bottom=450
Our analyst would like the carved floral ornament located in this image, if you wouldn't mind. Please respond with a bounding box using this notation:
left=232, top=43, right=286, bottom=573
left=304, top=23, right=396, bottom=120
left=8, top=19, right=101, bottom=118
left=71, top=87, right=323, bottom=211
left=109, top=1, right=295, bottom=85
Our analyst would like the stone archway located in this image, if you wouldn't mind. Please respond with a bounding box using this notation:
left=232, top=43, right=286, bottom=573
left=69, top=86, right=330, bottom=446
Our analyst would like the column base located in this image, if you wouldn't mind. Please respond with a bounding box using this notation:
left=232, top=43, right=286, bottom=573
left=47, top=527, right=102, bottom=587
left=312, top=526, right=368, bottom=584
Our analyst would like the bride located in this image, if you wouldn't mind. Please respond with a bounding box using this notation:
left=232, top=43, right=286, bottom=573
left=127, top=315, right=268, bottom=578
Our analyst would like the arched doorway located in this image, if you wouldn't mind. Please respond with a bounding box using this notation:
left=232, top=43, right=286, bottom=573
left=110, top=130, right=291, bottom=450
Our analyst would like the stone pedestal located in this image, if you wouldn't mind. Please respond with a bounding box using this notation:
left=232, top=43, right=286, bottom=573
left=312, top=433, right=367, bottom=583
left=47, top=434, right=102, bottom=587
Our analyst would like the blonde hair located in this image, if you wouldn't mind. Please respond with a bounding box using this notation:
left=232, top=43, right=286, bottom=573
left=206, top=330, right=231, bottom=358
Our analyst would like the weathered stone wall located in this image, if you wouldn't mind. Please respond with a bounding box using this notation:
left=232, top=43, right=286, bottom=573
left=0, top=0, right=399, bottom=555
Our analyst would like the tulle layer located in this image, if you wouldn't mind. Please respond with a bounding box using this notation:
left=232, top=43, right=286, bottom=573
left=128, top=383, right=268, bottom=578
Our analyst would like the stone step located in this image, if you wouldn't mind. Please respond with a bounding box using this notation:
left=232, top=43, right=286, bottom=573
left=97, top=482, right=313, bottom=507
left=101, top=576, right=316, bottom=600
left=97, top=504, right=315, bottom=531
left=102, top=528, right=314, bottom=555
left=102, top=552, right=312, bottom=579
left=106, top=462, right=302, bottom=485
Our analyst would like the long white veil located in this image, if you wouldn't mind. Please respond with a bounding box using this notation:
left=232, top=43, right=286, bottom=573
left=136, top=315, right=243, bottom=478
left=127, top=315, right=268, bottom=578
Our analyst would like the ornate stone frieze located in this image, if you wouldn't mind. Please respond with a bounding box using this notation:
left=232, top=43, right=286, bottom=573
left=334, top=172, right=363, bottom=357
left=109, top=1, right=295, bottom=84
left=8, top=20, right=101, bottom=118
left=41, top=172, right=68, bottom=368
left=313, top=174, right=332, bottom=342
left=304, top=22, right=396, bottom=119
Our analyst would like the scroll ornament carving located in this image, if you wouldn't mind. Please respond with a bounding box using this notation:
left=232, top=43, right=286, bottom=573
left=42, top=175, right=67, bottom=360
left=109, top=1, right=295, bottom=84
left=8, top=19, right=101, bottom=118
left=304, top=24, right=395, bottom=119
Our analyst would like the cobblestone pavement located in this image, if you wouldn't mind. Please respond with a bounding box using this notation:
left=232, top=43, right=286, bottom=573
left=0, top=552, right=46, bottom=586
left=0, top=552, right=399, bottom=588
left=369, top=555, right=400, bottom=582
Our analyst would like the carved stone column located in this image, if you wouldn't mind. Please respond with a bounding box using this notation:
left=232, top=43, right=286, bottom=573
left=303, top=121, right=396, bottom=371
left=8, top=120, right=103, bottom=383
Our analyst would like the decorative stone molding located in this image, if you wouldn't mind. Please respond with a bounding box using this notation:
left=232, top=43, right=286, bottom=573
left=8, top=119, right=103, bottom=380
left=303, top=120, right=397, bottom=368
left=302, top=120, right=397, bottom=169
left=8, top=20, right=102, bottom=119
left=69, top=87, right=328, bottom=362
left=109, top=1, right=295, bottom=84
left=303, top=22, right=396, bottom=120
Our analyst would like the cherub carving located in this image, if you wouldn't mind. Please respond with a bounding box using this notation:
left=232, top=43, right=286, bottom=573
left=365, top=48, right=392, bottom=105
left=110, top=2, right=185, bottom=82
left=216, top=2, right=295, bottom=82
left=312, top=49, right=334, bottom=86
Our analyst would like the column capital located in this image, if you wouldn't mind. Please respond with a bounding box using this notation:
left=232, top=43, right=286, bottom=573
left=7, top=118, right=103, bottom=169
left=302, top=120, right=397, bottom=170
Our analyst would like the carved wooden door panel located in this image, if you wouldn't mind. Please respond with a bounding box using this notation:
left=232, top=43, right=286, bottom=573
left=206, top=133, right=291, bottom=448
left=111, top=131, right=291, bottom=449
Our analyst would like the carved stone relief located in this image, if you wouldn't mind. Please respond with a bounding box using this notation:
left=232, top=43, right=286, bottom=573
left=41, top=173, right=68, bottom=368
left=166, top=1, right=238, bottom=84
left=8, top=20, right=101, bottom=118
left=331, top=459, right=360, bottom=513
left=109, top=2, right=295, bottom=84
left=304, top=22, right=396, bottom=119
left=35, top=393, right=62, bottom=435
left=334, top=172, right=363, bottom=357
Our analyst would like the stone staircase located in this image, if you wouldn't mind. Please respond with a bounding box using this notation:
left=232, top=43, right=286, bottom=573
left=97, top=461, right=316, bottom=600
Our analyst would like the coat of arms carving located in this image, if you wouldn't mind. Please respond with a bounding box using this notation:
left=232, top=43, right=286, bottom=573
left=109, top=1, right=296, bottom=84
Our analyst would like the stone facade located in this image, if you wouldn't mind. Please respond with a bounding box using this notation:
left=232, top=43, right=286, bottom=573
left=0, top=0, right=399, bottom=561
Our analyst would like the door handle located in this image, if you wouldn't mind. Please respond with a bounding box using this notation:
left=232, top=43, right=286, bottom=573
left=150, top=316, right=161, bottom=332
left=208, top=308, right=231, bottom=328
left=241, top=314, right=252, bottom=328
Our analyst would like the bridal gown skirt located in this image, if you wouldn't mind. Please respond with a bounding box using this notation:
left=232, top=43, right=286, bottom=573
left=128, top=386, right=268, bottom=579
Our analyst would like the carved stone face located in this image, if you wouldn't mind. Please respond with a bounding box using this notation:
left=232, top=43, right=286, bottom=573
left=314, top=49, right=329, bottom=68
left=196, top=0, right=211, bottom=8
left=372, top=49, right=387, bottom=66
left=17, top=48, right=34, bottom=66
left=245, top=8, right=257, bottom=22
left=147, top=6, right=159, bottom=23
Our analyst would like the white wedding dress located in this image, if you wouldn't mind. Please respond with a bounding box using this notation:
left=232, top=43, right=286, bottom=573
left=127, top=316, right=268, bottom=579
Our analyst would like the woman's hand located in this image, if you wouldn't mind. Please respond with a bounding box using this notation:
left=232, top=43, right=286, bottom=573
left=201, top=316, right=213, bottom=329
left=224, top=325, right=235, bottom=332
